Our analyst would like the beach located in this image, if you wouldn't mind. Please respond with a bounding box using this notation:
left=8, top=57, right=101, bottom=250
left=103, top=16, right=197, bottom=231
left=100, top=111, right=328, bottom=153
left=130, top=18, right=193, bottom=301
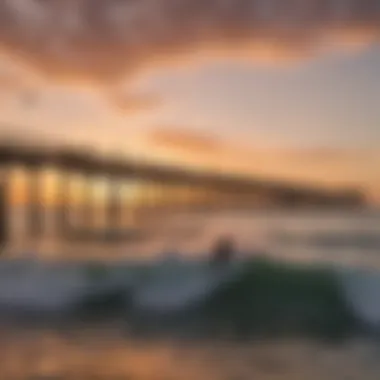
left=0, top=209, right=379, bottom=379
left=1, top=327, right=380, bottom=380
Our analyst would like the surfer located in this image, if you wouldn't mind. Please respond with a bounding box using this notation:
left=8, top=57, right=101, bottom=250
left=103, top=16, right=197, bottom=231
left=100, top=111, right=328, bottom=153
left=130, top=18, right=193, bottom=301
left=210, top=236, right=235, bottom=268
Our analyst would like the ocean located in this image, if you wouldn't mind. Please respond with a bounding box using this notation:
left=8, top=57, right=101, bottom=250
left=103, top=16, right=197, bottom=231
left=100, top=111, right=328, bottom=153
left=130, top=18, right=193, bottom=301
left=5, top=208, right=380, bottom=265
left=1, top=209, right=380, bottom=379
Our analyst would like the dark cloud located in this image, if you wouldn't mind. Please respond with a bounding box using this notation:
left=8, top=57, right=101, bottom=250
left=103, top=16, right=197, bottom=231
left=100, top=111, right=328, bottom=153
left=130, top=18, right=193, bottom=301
left=0, top=0, right=379, bottom=86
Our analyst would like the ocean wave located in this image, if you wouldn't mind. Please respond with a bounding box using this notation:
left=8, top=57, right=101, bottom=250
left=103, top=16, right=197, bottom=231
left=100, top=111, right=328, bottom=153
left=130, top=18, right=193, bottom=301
left=273, top=231, right=380, bottom=250
left=0, top=257, right=379, bottom=340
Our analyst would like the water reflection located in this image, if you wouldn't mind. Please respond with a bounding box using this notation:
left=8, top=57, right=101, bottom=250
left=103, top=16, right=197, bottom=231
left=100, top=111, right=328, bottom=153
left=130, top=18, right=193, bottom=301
left=1, top=327, right=380, bottom=379
left=2, top=210, right=380, bottom=272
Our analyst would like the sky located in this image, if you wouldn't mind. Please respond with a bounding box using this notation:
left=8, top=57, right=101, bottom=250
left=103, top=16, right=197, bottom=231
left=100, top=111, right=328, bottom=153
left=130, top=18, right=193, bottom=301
left=0, top=0, right=379, bottom=202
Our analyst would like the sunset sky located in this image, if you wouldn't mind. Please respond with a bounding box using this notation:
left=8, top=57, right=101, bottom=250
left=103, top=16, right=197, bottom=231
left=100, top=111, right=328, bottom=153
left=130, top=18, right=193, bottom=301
left=0, top=0, right=379, bottom=202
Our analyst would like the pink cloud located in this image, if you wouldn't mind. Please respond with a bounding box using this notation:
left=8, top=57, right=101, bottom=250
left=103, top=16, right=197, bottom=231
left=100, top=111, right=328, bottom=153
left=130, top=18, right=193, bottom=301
left=0, top=0, right=378, bottom=86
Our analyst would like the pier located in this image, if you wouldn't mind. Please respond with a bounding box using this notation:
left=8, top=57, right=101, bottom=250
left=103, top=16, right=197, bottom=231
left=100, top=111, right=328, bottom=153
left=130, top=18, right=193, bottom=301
left=0, top=139, right=366, bottom=252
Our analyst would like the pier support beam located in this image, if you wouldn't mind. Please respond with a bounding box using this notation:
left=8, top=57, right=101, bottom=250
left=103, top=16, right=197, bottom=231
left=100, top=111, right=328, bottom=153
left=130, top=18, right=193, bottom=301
left=0, top=183, right=8, bottom=251
left=26, top=168, right=44, bottom=239
left=56, top=170, right=71, bottom=239
left=121, top=182, right=134, bottom=228
left=106, top=177, right=123, bottom=232
left=81, top=174, right=96, bottom=231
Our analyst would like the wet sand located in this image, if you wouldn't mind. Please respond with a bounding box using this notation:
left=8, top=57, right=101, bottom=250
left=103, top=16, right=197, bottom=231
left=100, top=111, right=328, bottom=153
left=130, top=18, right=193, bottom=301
left=1, top=327, right=380, bottom=379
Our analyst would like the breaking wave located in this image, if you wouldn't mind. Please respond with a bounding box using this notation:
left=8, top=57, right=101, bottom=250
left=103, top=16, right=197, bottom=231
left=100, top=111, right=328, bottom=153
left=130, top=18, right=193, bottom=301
left=0, top=257, right=379, bottom=340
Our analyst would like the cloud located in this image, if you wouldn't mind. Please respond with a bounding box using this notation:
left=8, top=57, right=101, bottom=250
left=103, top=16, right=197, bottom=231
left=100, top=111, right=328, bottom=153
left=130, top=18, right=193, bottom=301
left=148, top=127, right=379, bottom=164
left=0, top=72, right=20, bottom=93
left=0, top=65, right=34, bottom=100
left=0, top=57, right=44, bottom=108
left=268, top=147, right=364, bottom=164
left=108, top=91, right=163, bottom=113
left=148, top=127, right=225, bottom=155
left=0, top=0, right=379, bottom=87
left=147, top=126, right=380, bottom=191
